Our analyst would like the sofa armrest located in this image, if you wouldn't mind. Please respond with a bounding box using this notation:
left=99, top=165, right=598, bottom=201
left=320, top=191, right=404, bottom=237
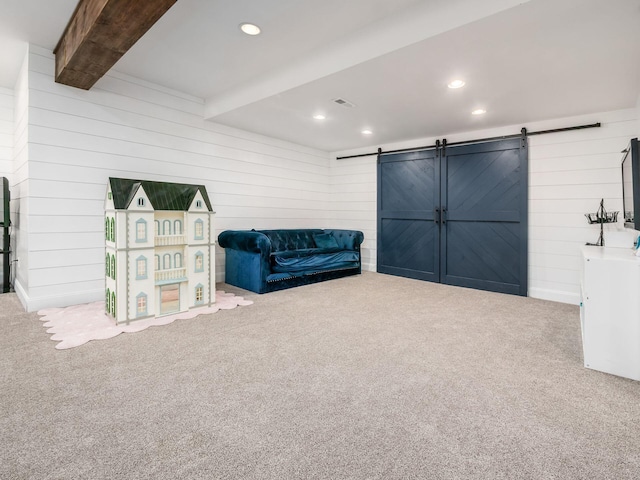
left=218, top=230, right=272, bottom=293
left=324, top=229, right=364, bottom=250
left=218, top=230, right=271, bottom=253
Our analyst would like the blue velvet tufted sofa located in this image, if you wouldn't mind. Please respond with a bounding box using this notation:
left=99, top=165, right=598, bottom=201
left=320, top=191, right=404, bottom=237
left=217, top=229, right=364, bottom=293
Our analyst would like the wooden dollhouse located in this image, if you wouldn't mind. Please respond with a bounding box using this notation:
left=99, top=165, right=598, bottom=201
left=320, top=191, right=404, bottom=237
left=105, top=178, right=215, bottom=324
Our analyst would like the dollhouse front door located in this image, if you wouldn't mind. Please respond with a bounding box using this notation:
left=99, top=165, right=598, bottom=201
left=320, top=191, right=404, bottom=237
left=160, top=284, right=180, bottom=315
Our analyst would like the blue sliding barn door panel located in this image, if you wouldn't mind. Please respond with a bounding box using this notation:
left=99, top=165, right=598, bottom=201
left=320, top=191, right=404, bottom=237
left=377, top=150, right=440, bottom=281
left=440, top=138, right=528, bottom=295
left=377, top=137, right=528, bottom=296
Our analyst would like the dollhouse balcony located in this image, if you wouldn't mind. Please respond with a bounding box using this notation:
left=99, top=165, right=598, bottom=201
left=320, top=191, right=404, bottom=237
left=155, top=234, right=186, bottom=246
left=155, top=267, right=187, bottom=283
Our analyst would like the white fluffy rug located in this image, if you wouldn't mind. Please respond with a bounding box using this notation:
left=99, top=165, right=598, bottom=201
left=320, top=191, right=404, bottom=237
left=37, top=291, right=253, bottom=349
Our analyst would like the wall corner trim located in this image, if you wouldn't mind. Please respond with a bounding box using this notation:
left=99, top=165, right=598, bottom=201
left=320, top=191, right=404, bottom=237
left=14, top=279, right=104, bottom=312
left=529, top=287, right=579, bottom=306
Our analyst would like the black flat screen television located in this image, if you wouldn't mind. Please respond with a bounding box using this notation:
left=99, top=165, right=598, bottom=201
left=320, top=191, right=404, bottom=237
left=622, top=138, right=640, bottom=230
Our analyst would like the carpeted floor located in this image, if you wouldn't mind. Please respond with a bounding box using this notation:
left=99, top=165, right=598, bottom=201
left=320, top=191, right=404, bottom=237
left=1, top=272, right=639, bottom=479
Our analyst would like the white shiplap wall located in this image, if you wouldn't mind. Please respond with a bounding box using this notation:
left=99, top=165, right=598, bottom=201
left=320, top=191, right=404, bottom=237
left=13, top=55, right=30, bottom=297
left=1, top=86, right=14, bottom=296
left=327, top=155, right=377, bottom=272
left=10, top=43, right=638, bottom=310
left=637, top=94, right=640, bottom=136
left=331, top=109, right=638, bottom=304
left=16, top=45, right=330, bottom=311
left=0, top=87, right=12, bottom=177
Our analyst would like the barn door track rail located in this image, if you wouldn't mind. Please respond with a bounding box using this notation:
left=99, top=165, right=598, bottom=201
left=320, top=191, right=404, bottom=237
left=336, top=122, right=601, bottom=160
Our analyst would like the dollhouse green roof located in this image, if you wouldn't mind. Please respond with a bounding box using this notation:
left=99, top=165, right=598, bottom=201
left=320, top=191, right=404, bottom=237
left=109, top=178, right=213, bottom=211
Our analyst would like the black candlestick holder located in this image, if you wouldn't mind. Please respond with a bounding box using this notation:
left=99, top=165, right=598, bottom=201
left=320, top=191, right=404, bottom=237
left=585, top=198, right=618, bottom=246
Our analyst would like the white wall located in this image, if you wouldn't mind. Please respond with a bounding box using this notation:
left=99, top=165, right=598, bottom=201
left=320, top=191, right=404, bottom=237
left=0, top=85, right=12, bottom=288
left=13, top=55, right=29, bottom=297
left=637, top=93, right=640, bottom=136
left=331, top=109, right=638, bottom=305
left=11, top=44, right=639, bottom=310
left=15, top=45, right=331, bottom=311
left=0, top=87, right=12, bottom=178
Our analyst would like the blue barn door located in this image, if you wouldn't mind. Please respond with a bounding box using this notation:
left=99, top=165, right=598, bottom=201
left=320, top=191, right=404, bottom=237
left=377, top=149, right=440, bottom=281
left=377, top=137, right=528, bottom=296
left=440, top=138, right=528, bottom=295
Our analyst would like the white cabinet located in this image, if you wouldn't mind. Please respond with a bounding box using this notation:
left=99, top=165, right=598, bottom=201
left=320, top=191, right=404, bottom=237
left=580, top=245, right=640, bottom=380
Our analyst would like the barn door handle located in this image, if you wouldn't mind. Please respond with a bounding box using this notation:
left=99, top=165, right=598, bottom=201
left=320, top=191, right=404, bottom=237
left=441, top=208, right=447, bottom=224
left=434, top=208, right=440, bottom=225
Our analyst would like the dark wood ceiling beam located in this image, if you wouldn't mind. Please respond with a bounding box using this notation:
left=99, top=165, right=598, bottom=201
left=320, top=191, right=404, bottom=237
left=53, top=0, right=177, bottom=90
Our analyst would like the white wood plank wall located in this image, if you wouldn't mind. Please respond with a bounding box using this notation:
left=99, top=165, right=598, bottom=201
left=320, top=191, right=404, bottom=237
left=527, top=110, right=637, bottom=303
left=637, top=94, right=640, bottom=136
left=16, top=45, right=330, bottom=311
left=327, top=156, right=377, bottom=272
left=0, top=87, right=12, bottom=178
left=13, top=56, right=30, bottom=297
left=331, top=108, right=638, bottom=305
left=9, top=43, right=638, bottom=310
left=0, top=86, right=13, bottom=296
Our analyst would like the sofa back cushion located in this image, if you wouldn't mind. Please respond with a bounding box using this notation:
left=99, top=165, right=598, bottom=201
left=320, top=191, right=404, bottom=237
left=312, top=233, right=339, bottom=249
left=324, top=229, right=363, bottom=250
left=259, top=229, right=324, bottom=252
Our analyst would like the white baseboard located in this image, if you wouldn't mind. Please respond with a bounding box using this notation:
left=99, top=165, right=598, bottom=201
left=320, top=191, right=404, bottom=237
left=529, top=287, right=580, bottom=305
left=14, top=279, right=103, bottom=312
left=12, top=278, right=580, bottom=312
left=362, top=263, right=376, bottom=272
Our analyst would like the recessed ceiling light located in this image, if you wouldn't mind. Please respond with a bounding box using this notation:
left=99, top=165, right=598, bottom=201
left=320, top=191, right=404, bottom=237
left=472, top=109, right=486, bottom=115
left=313, top=114, right=326, bottom=120
left=240, top=23, right=261, bottom=35
left=448, top=79, right=465, bottom=89
left=361, top=129, right=373, bottom=135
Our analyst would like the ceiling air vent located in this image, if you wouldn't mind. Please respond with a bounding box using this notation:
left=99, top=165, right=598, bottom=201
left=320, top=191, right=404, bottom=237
left=333, top=97, right=356, bottom=108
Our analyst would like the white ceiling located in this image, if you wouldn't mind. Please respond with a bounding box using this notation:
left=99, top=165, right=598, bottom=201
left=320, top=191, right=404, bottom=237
left=1, top=0, right=639, bottom=152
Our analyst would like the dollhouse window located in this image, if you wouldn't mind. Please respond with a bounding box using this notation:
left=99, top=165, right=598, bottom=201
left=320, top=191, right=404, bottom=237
left=195, top=252, right=204, bottom=272
left=110, top=255, right=115, bottom=280
left=106, top=253, right=110, bottom=276
left=163, top=254, right=172, bottom=270
left=136, top=256, right=147, bottom=279
left=155, top=255, right=160, bottom=270
left=111, top=293, right=116, bottom=317
left=136, top=293, right=148, bottom=317
left=163, top=220, right=171, bottom=235
left=174, top=220, right=182, bottom=234
left=137, top=197, right=145, bottom=207
left=110, top=218, right=115, bottom=242
left=196, top=200, right=202, bottom=209
left=174, top=253, right=182, bottom=268
left=105, top=218, right=109, bottom=240
left=136, top=219, right=147, bottom=242
left=154, top=220, right=160, bottom=236
left=195, top=285, right=204, bottom=304
left=194, top=219, right=204, bottom=240
left=106, top=289, right=111, bottom=314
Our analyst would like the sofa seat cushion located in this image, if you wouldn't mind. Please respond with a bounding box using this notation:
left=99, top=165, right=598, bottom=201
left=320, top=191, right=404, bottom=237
left=272, top=250, right=360, bottom=273
left=271, top=247, right=342, bottom=260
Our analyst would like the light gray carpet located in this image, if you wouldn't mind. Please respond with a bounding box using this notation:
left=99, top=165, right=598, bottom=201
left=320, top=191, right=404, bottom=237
left=1, top=272, right=639, bottom=479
